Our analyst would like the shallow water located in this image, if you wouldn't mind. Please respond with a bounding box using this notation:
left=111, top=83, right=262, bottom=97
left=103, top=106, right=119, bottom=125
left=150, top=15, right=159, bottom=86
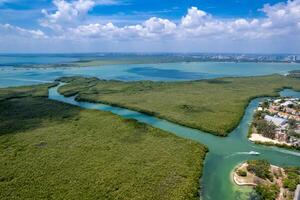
left=1, top=60, right=300, bottom=88
left=0, top=54, right=78, bottom=66
left=49, top=84, right=300, bottom=200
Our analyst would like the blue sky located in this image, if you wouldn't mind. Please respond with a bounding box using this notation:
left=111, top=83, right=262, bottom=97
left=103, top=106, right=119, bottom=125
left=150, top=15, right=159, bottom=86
left=0, top=0, right=284, bottom=25
left=0, top=0, right=300, bottom=53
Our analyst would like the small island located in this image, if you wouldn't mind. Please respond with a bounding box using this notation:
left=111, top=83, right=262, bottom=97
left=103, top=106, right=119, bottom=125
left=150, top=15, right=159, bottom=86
left=233, top=160, right=300, bottom=200
left=249, top=97, right=300, bottom=150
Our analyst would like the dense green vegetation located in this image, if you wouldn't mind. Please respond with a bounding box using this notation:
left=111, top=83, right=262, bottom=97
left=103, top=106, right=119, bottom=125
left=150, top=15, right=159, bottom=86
left=255, top=183, right=279, bottom=200
left=72, top=55, right=202, bottom=67
left=237, top=169, right=247, bottom=177
left=283, top=167, right=300, bottom=191
left=10, top=55, right=206, bottom=68
left=243, top=160, right=299, bottom=200
left=56, top=74, right=300, bottom=136
left=0, top=83, right=57, bottom=101
left=255, top=120, right=276, bottom=139
left=0, top=85, right=207, bottom=200
left=247, top=160, right=272, bottom=180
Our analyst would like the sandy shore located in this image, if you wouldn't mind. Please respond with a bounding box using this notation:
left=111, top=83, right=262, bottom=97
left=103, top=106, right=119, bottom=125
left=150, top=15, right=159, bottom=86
left=249, top=133, right=292, bottom=146
left=233, top=162, right=294, bottom=200
left=232, top=163, right=257, bottom=186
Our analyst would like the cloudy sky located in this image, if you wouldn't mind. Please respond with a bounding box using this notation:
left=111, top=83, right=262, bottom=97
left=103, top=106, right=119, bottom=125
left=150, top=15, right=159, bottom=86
left=0, top=0, right=300, bottom=53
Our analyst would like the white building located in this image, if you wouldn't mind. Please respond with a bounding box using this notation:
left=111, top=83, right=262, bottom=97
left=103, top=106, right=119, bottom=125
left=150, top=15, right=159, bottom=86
left=280, top=101, right=294, bottom=107
left=294, top=185, right=300, bottom=200
left=264, top=115, right=288, bottom=127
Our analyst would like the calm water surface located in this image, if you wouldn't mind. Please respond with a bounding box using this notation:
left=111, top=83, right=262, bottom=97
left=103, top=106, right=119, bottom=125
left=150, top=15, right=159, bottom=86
left=0, top=55, right=78, bottom=65
left=49, top=84, right=300, bottom=200
left=1, top=57, right=300, bottom=87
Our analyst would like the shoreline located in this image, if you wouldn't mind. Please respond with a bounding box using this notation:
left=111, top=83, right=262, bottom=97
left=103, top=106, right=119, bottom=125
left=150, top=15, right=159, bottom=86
left=1, top=59, right=300, bottom=70
left=249, top=133, right=292, bottom=146
left=231, top=161, right=299, bottom=200
left=232, top=162, right=284, bottom=187
left=232, top=163, right=257, bottom=187
left=248, top=131, right=300, bottom=152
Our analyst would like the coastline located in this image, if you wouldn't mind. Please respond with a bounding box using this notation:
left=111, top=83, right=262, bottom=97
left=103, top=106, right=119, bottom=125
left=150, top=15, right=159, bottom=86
left=249, top=133, right=292, bottom=146
left=232, top=162, right=257, bottom=187
left=70, top=84, right=298, bottom=137
left=232, top=161, right=299, bottom=200
left=248, top=127, right=300, bottom=152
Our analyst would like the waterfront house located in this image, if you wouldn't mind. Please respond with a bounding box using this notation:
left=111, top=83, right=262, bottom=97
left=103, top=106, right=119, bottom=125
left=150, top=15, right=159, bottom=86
left=280, top=101, right=294, bottom=107
left=264, top=115, right=288, bottom=127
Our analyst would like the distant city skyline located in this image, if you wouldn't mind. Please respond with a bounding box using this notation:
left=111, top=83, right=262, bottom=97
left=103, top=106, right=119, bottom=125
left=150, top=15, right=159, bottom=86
left=0, top=0, right=300, bottom=53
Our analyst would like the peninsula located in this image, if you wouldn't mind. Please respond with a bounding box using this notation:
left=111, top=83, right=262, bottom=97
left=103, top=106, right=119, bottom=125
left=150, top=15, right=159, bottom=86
left=56, top=74, right=300, bottom=136
left=233, top=160, right=300, bottom=200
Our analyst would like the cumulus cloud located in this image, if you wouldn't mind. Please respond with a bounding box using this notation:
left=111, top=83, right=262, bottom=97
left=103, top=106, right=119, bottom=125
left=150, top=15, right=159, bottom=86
left=40, top=0, right=125, bottom=31
left=181, top=7, right=209, bottom=28
left=1, top=0, right=300, bottom=52
left=44, top=0, right=299, bottom=41
left=66, top=16, right=176, bottom=40
left=40, top=0, right=96, bottom=30
left=143, top=17, right=176, bottom=35
left=178, top=1, right=300, bottom=40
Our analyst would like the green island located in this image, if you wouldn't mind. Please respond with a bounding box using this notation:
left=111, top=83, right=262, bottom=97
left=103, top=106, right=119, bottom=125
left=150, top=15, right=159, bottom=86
left=0, top=84, right=207, bottom=200
left=15, top=55, right=192, bottom=68
left=72, top=55, right=202, bottom=67
left=233, top=160, right=300, bottom=200
left=14, top=55, right=221, bottom=69
left=57, top=74, right=300, bottom=136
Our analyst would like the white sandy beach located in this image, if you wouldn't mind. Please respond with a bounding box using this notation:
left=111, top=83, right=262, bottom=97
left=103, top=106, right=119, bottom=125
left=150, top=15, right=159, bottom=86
left=249, top=133, right=292, bottom=146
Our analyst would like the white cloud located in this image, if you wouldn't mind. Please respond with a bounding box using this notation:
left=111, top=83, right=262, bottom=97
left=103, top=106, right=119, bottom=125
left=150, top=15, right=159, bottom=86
left=181, top=7, right=209, bottom=28
left=66, top=16, right=176, bottom=40
left=1, top=0, right=300, bottom=53
left=39, top=0, right=300, bottom=41
left=40, top=0, right=125, bottom=31
left=0, top=23, right=46, bottom=38
left=176, top=1, right=300, bottom=40
left=40, top=0, right=97, bottom=30
left=143, top=17, right=176, bottom=35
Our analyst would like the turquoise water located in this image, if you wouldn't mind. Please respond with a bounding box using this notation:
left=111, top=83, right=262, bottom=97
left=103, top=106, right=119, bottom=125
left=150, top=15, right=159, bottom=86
left=1, top=61, right=300, bottom=88
left=49, top=84, right=300, bottom=200
left=0, top=55, right=78, bottom=66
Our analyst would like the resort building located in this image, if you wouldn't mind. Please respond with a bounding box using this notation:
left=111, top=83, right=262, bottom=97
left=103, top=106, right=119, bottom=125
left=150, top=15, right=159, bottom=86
left=251, top=97, right=300, bottom=148
left=264, top=115, right=288, bottom=127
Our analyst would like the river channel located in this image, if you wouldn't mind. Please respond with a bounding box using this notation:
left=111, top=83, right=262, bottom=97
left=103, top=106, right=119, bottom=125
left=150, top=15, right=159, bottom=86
left=49, top=84, right=300, bottom=200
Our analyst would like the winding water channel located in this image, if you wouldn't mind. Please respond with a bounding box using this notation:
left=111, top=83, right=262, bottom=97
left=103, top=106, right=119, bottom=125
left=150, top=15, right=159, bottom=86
left=49, top=84, right=300, bottom=200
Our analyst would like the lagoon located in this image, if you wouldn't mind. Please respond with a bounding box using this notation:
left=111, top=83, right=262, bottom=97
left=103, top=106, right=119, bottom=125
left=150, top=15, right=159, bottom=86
left=1, top=58, right=300, bottom=88
left=0, top=54, right=78, bottom=66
